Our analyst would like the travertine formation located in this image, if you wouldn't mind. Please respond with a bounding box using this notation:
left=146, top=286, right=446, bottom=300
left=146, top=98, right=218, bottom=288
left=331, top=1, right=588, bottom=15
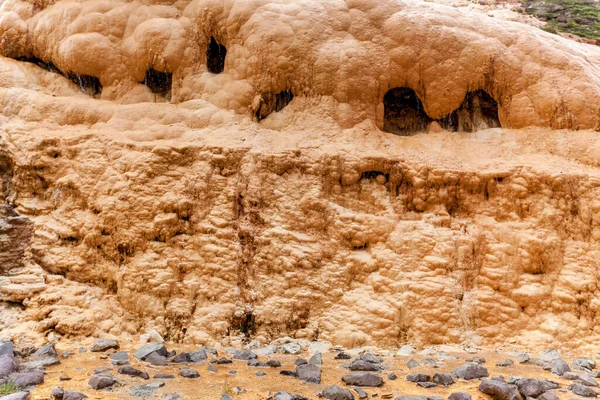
left=1, top=0, right=600, bottom=351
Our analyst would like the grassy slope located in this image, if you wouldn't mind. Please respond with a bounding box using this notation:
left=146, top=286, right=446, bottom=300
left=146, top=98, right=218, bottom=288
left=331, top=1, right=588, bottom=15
left=524, top=0, right=600, bottom=43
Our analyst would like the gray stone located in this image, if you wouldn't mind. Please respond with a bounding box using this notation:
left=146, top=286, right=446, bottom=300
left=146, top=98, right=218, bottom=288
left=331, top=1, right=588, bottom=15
left=515, top=353, right=531, bottom=364
left=117, top=366, right=149, bottom=379
left=349, top=359, right=379, bottom=371
left=396, top=345, right=416, bottom=356
left=551, top=359, right=570, bottom=376
left=537, top=392, right=558, bottom=400
left=254, top=345, right=277, bottom=356
left=578, top=375, right=600, bottom=387
left=497, top=360, right=514, bottom=367
left=0, top=342, right=14, bottom=358
left=179, top=368, right=199, bottom=378
left=448, top=393, right=472, bottom=400
left=273, top=391, right=309, bottom=400
left=407, top=359, right=420, bottom=369
left=93, top=368, right=111, bottom=375
left=145, top=352, right=167, bottom=366
left=297, top=363, right=321, bottom=383
left=422, top=358, right=439, bottom=367
left=20, top=358, right=59, bottom=370
left=467, top=356, right=486, bottom=364
left=354, top=388, right=368, bottom=399
left=215, top=357, right=232, bottom=364
left=189, top=349, right=207, bottom=363
left=529, top=358, right=552, bottom=370
left=129, top=382, right=165, bottom=398
left=256, top=371, right=266, bottom=377
left=358, top=353, right=382, bottom=364
left=280, top=370, right=298, bottom=378
left=281, top=343, right=302, bottom=355
left=342, top=372, right=384, bottom=387
left=88, top=375, right=116, bottom=390
left=433, top=373, right=455, bottom=386
left=109, top=352, right=129, bottom=362
left=569, top=383, right=598, bottom=397
left=418, top=382, right=437, bottom=388
left=9, top=371, right=44, bottom=386
left=406, top=373, right=431, bottom=382
left=452, top=362, right=489, bottom=380
left=247, top=359, right=268, bottom=367
left=322, top=385, right=355, bottom=400
left=539, top=350, right=560, bottom=363
left=133, top=343, right=167, bottom=360
left=221, top=395, right=233, bottom=400
left=62, top=390, right=87, bottom=400
left=478, top=379, right=523, bottom=400
left=90, top=339, right=119, bottom=352
left=0, top=392, right=30, bottom=400
left=573, top=358, right=597, bottom=372
left=208, top=365, right=217, bottom=372
left=516, top=378, right=559, bottom=398
left=170, top=352, right=189, bottom=363
left=228, top=370, right=237, bottom=376
left=508, top=377, right=524, bottom=384
left=388, top=372, right=398, bottom=380
left=0, top=355, right=17, bottom=378
left=52, top=387, right=65, bottom=400
left=335, top=352, right=352, bottom=360
left=294, top=358, right=307, bottom=366
left=267, top=359, right=281, bottom=368
left=309, top=352, right=322, bottom=365
left=32, top=344, right=58, bottom=359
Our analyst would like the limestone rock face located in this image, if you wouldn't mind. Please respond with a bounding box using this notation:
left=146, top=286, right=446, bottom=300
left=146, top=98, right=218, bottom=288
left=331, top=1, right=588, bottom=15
left=0, top=0, right=599, bottom=350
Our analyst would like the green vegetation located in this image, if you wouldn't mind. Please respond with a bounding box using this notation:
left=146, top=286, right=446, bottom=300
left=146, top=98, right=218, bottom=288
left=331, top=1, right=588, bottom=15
left=524, top=0, right=600, bottom=43
left=0, top=382, right=21, bottom=396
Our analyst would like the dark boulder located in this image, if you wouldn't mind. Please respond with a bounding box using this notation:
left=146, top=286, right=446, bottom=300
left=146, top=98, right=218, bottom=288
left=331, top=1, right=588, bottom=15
left=133, top=343, right=167, bottom=360
left=452, top=363, right=489, bottom=380
left=297, top=363, right=321, bottom=383
left=433, top=373, right=455, bottom=386
left=406, top=374, right=430, bottom=383
left=117, top=366, right=149, bottom=379
left=88, top=375, right=116, bottom=390
left=9, top=371, right=45, bottom=386
left=90, top=339, right=119, bottom=352
left=342, top=372, right=384, bottom=387
left=478, top=379, right=522, bottom=400
left=322, top=385, right=355, bottom=400
left=179, top=368, right=199, bottom=378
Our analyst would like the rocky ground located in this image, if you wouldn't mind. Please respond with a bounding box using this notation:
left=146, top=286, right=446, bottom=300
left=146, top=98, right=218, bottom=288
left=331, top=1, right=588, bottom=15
left=1, top=337, right=600, bottom=400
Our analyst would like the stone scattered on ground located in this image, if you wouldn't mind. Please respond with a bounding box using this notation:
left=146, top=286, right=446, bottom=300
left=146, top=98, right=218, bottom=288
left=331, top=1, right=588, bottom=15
left=32, top=344, right=58, bottom=359
left=433, top=373, right=455, bottom=386
left=322, top=385, right=355, bottom=400
left=257, top=371, right=266, bottom=377
left=342, top=372, right=384, bottom=387
left=145, top=352, right=167, bottom=366
left=0, top=392, right=31, bottom=400
left=296, top=363, right=321, bottom=383
left=160, top=393, right=182, bottom=400
left=569, top=382, right=599, bottom=397
left=496, top=360, right=514, bottom=367
left=478, top=379, right=521, bottom=400
left=335, top=352, right=352, bottom=360
left=281, top=343, right=302, bottom=355
left=309, top=352, right=322, bottom=365
left=448, top=392, right=471, bottom=400
left=90, top=339, right=119, bottom=352
left=62, top=389, right=87, bottom=400
left=407, top=359, right=420, bottom=369
left=117, top=366, right=149, bottom=379
left=550, top=359, right=570, bottom=376
left=452, top=362, right=489, bottom=380
left=188, top=349, right=207, bottom=363
left=179, top=368, right=200, bottom=378
left=407, top=373, right=431, bottom=383
left=215, top=357, right=232, bottom=364
left=88, top=374, right=116, bottom=390
left=267, top=360, right=282, bottom=368
left=9, top=371, right=44, bottom=386
left=133, top=343, right=167, bottom=361
left=129, top=381, right=165, bottom=398
left=388, top=372, right=398, bottom=380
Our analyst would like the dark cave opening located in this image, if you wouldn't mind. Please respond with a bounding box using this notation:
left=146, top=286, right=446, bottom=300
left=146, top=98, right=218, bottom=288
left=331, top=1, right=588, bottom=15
left=383, top=87, right=432, bottom=135
left=255, top=90, right=294, bottom=121
left=141, top=68, right=172, bottom=97
left=66, top=72, right=102, bottom=98
left=440, top=90, right=500, bottom=132
left=206, top=36, right=227, bottom=74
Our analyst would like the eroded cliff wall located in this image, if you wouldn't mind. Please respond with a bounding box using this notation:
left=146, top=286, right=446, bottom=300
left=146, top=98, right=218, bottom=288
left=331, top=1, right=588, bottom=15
left=0, top=0, right=600, bottom=351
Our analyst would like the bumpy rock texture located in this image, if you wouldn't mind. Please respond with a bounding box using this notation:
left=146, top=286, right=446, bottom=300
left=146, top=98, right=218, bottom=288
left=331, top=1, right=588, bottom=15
left=0, top=0, right=600, bottom=349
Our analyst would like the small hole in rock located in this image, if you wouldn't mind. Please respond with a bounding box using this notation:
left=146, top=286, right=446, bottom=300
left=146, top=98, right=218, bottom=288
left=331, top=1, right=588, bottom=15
left=255, top=90, right=294, bottom=121
left=383, top=87, right=432, bottom=135
left=206, top=36, right=227, bottom=74
left=142, top=68, right=172, bottom=98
